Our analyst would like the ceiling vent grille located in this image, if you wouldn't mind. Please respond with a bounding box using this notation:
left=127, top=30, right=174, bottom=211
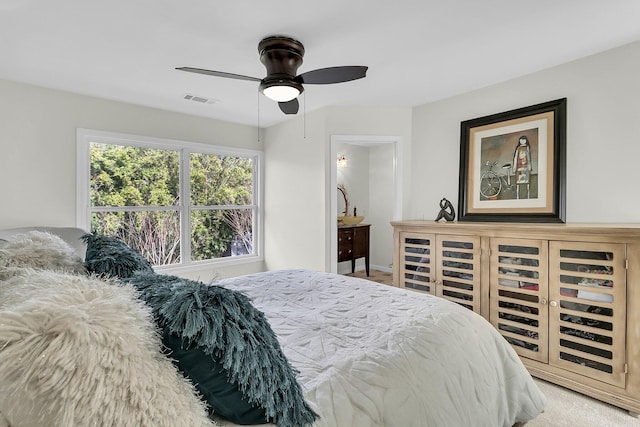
left=183, top=93, right=217, bottom=104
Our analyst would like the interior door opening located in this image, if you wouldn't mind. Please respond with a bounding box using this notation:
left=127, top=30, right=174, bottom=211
left=329, top=135, right=402, bottom=275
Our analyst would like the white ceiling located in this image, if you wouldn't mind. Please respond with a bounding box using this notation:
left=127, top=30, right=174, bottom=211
left=1, top=0, right=639, bottom=128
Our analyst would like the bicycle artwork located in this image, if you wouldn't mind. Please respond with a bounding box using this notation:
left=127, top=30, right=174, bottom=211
left=457, top=98, right=566, bottom=223
left=479, top=148, right=534, bottom=201
left=479, top=161, right=515, bottom=199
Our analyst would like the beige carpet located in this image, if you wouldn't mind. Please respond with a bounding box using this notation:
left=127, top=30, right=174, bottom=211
left=528, top=378, right=640, bottom=427
left=345, top=270, right=640, bottom=426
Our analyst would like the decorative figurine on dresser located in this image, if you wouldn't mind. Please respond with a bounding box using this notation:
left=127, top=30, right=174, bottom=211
left=435, top=197, right=456, bottom=222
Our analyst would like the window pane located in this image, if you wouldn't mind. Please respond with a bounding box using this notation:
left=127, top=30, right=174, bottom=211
left=91, top=210, right=180, bottom=266
left=191, top=209, right=253, bottom=260
left=190, top=154, right=253, bottom=206
left=90, top=143, right=179, bottom=206
left=82, top=128, right=261, bottom=267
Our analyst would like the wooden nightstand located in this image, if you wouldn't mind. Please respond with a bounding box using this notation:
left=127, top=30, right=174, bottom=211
left=338, top=224, right=370, bottom=276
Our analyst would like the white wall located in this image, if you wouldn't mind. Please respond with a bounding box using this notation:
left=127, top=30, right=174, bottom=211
left=410, top=41, right=640, bottom=222
left=263, top=106, right=412, bottom=272
left=263, top=110, right=328, bottom=271
left=0, top=78, right=265, bottom=279
left=369, top=144, right=395, bottom=270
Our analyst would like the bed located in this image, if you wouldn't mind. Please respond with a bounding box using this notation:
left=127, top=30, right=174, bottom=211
left=214, top=269, right=546, bottom=427
left=0, top=227, right=546, bottom=427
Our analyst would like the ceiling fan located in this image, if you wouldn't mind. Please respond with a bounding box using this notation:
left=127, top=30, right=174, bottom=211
left=176, top=35, right=368, bottom=115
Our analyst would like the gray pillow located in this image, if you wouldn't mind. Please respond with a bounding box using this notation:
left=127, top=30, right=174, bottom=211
left=0, top=231, right=85, bottom=274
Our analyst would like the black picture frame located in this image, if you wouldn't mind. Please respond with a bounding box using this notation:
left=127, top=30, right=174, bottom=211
left=457, top=98, right=566, bottom=222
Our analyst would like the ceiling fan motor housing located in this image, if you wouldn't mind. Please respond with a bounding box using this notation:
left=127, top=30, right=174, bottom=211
left=258, top=36, right=305, bottom=95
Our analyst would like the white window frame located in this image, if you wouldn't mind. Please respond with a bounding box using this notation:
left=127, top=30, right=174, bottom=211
left=76, top=128, right=263, bottom=270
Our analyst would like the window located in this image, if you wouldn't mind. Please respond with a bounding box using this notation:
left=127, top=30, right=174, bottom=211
left=77, top=129, right=262, bottom=268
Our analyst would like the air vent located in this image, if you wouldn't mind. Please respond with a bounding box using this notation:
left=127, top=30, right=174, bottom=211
left=183, top=93, right=217, bottom=104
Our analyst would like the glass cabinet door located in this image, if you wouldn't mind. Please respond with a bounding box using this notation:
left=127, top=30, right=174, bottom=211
left=436, top=235, right=481, bottom=313
left=548, top=241, right=626, bottom=388
left=490, top=238, right=549, bottom=363
left=399, top=232, right=436, bottom=294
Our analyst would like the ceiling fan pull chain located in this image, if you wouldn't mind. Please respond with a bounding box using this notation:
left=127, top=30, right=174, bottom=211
left=257, top=90, right=261, bottom=142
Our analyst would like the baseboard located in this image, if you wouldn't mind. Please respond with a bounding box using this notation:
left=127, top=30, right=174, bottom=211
left=370, top=264, right=392, bottom=273
left=339, top=264, right=392, bottom=274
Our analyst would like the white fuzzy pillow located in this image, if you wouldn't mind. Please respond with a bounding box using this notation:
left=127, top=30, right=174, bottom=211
left=0, top=270, right=218, bottom=427
left=0, top=231, right=85, bottom=274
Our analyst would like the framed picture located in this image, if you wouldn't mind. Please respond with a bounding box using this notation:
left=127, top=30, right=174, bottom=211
left=457, top=98, right=566, bottom=222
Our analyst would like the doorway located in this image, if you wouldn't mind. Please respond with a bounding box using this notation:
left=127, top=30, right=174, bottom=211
left=329, top=135, right=403, bottom=274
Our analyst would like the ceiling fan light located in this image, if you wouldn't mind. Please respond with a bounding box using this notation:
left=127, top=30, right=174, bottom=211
left=260, top=80, right=303, bottom=102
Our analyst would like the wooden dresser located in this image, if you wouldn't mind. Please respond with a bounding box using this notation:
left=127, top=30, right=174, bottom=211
left=392, top=220, right=640, bottom=415
left=338, top=224, right=370, bottom=276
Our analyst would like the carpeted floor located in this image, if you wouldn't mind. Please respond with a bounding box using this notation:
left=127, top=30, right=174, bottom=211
left=345, top=269, right=640, bottom=426
left=528, top=378, right=640, bottom=426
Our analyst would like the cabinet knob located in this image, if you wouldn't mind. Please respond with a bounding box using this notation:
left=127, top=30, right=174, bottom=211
left=540, top=298, right=547, bottom=305
left=550, top=300, right=558, bottom=307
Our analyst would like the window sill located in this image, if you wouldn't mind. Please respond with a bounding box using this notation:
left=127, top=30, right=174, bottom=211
left=153, top=255, right=265, bottom=282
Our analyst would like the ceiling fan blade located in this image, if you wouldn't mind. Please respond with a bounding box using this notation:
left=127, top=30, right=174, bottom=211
left=296, top=66, right=368, bottom=84
left=279, top=98, right=299, bottom=115
left=176, top=67, right=261, bottom=82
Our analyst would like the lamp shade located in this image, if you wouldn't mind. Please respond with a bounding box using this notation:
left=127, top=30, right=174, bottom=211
left=260, top=79, right=303, bottom=102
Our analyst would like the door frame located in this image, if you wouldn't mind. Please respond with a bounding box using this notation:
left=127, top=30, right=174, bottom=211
left=329, top=134, right=403, bottom=273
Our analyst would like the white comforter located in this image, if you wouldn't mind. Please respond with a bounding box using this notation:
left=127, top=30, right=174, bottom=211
left=216, top=269, right=546, bottom=427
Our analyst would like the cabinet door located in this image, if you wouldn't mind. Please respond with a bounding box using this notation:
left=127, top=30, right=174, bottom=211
left=436, top=235, right=481, bottom=313
left=398, top=232, right=436, bottom=294
left=548, top=241, right=627, bottom=388
left=490, top=238, right=549, bottom=363
left=352, top=226, right=370, bottom=258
